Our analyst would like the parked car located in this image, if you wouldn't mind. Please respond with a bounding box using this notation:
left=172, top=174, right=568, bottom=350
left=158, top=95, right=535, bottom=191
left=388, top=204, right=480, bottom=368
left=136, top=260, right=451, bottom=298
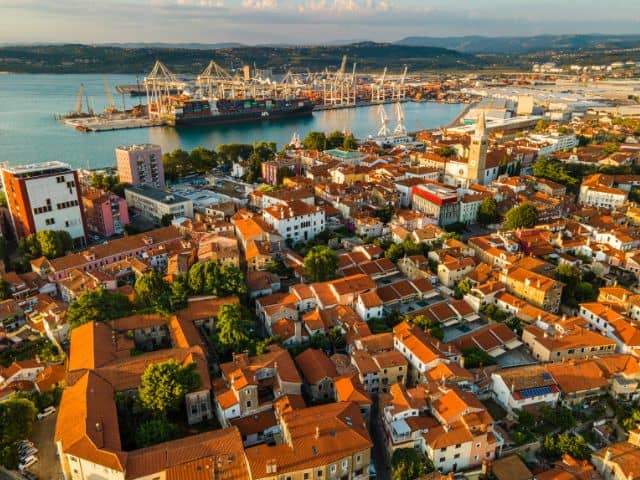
left=18, top=455, right=38, bottom=471
left=20, top=447, right=38, bottom=459
left=37, top=406, right=56, bottom=420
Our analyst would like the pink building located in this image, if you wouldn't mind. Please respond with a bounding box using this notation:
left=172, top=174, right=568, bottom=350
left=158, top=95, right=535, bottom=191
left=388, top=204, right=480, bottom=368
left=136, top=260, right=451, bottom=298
left=82, top=189, right=130, bottom=237
left=116, top=144, right=165, bottom=189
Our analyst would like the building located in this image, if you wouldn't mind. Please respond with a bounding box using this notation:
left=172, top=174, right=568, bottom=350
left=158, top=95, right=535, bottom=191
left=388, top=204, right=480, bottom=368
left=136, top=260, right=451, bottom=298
left=578, top=174, right=628, bottom=208
left=592, top=430, right=640, bottom=480
left=82, top=189, right=129, bottom=237
left=261, top=156, right=301, bottom=185
left=491, top=364, right=561, bottom=413
left=522, top=322, right=617, bottom=362
left=125, top=185, right=194, bottom=223
left=115, top=144, right=165, bottom=189
left=500, top=267, right=563, bottom=312
left=244, top=401, right=373, bottom=480
left=262, top=200, right=325, bottom=243
left=412, top=182, right=459, bottom=226
left=1, top=161, right=87, bottom=246
left=467, top=112, right=489, bottom=185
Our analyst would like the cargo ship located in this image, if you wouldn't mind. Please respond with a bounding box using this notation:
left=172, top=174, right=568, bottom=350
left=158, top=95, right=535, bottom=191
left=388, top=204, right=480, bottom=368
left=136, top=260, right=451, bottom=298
left=163, top=97, right=315, bottom=127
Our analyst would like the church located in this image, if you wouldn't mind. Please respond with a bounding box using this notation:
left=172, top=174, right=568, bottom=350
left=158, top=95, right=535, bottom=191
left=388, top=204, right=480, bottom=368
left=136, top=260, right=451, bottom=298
left=443, top=112, right=506, bottom=188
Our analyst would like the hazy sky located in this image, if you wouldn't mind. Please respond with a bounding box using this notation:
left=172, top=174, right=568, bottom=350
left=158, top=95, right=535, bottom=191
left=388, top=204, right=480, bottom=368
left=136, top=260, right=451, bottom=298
left=2, top=0, right=639, bottom=44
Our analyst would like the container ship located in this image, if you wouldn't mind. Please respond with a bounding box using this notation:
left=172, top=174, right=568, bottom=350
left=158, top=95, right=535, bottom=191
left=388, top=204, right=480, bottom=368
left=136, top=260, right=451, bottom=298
left=163, top=97, right=315, bottom=127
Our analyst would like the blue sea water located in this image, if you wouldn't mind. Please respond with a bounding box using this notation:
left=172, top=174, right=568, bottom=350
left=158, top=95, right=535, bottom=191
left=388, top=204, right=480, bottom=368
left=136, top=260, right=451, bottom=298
left=0, top=74, right=465, bottom=169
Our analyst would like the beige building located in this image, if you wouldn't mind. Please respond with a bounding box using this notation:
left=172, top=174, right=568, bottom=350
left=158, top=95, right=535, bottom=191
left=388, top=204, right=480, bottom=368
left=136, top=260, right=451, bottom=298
left=500, top=267, right=563, bottom=312
left=245, top=401, right=373, bottom=480
left=592, top=429, right=640, bottom=480
left=522, top=323, right=617, bottom=362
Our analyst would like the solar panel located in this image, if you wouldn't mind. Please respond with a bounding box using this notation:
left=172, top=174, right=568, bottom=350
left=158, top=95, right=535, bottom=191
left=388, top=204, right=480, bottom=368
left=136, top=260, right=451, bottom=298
left=541, top=373, right=552, bottom=381
left=519, top=386, right=553, bottom=398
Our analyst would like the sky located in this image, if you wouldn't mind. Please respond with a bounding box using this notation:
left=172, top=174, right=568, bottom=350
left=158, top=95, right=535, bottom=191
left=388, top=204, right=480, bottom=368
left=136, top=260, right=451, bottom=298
left=1, top=0, right=640, bottom=44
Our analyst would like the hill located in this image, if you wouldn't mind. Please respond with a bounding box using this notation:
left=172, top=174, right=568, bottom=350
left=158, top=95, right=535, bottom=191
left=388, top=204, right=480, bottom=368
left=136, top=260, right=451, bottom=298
left=0, top=42, right=479, bottom=74
left=396, top=34, right=640, bottom=54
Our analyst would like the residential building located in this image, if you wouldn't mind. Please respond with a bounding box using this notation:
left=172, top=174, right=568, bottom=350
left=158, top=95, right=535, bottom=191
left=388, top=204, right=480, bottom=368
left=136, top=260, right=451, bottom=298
left=592, top=429, right=640, bottom=480
left=351, top=349, right=407, bottom=393
left=412, top=182, right=459, bottom=226
left=82, top=188, right=129, bottom=237
left=491, top=364, right=561, bottom=413
left=522, top=322, right=617, bottom=362
left=296, top=348, right=339, bottom=401
left=1, top=161, right=87, bottom=246
left=125, top=185, right=194, bottom=222
left=500, top=267, right=563, bottom=312
left=244, top=401, right=373, bottom=480
left=578, top=174, right=628, bottom=208
left=115, top=143, right=165, bottom=189
left=262, top=200, right=325, bottom=243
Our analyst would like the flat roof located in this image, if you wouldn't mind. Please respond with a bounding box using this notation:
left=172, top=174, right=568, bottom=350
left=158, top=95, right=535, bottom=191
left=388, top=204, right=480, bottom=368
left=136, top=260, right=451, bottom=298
left=116, top=144, right=161, bottom=152
left=125, top=185, right=190, bottom=205
left=1, top=161, right=72, bottom=177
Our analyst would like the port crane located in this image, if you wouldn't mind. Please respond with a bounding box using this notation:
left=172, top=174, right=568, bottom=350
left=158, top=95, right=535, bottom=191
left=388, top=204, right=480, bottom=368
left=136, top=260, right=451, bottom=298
left=377, top=104, right=391, bottom=136
left=104, top=79, right=118, bottom=114
left=393, top=102, right=407, bottom=136
left=145, top=60, right=183, bottom=120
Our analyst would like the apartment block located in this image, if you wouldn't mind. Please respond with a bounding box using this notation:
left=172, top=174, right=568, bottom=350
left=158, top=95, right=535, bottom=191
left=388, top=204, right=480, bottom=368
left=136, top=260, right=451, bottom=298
left=116, top=144, right=165, bottom=189
left=1, top=161, right=87, bottom=246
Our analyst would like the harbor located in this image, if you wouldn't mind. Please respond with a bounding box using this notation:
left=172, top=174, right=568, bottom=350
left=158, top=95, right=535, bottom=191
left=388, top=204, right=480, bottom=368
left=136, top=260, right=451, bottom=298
left=55, top=58, right=474, bottom=134
left=0, top=73, right=464, bottom=169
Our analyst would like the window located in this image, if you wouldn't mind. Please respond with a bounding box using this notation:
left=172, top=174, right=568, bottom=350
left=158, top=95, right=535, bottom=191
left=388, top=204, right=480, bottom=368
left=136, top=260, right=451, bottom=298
left=439, top=457, right=445, bottom=463
left=330, top=465, right=337, bottom=473
left=454, top=454, right=460, bottom=459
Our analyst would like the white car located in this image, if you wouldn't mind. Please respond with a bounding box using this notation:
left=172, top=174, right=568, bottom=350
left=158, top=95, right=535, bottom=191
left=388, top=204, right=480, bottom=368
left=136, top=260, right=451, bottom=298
left=36, top=406, right=56, bottom=420
left=18, top=455, right=38, bottom=471
left=20, top=447, right=38, bottom=459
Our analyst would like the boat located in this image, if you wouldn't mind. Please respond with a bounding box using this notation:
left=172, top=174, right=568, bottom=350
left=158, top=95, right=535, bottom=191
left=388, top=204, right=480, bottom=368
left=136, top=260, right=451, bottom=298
left=164, top=97, right=315, bottom=127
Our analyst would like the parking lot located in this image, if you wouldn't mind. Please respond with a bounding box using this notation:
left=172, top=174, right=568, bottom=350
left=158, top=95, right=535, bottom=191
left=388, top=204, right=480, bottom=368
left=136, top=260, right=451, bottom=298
left=24, top=412, right=62, bottom=479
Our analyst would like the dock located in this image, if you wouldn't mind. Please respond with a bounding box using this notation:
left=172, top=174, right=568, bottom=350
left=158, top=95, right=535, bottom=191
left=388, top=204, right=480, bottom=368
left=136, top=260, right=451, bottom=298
left=63, top=116, right=165, bottom=132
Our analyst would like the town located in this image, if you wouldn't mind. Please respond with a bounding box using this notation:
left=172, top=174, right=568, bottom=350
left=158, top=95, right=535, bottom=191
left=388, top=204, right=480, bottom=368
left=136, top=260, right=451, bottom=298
left=3, top=59, right=640, bottom=480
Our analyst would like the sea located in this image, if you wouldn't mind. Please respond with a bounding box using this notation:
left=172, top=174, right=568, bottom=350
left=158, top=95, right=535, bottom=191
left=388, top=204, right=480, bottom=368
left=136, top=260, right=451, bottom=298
left=0, top=74, right=465, bottom=170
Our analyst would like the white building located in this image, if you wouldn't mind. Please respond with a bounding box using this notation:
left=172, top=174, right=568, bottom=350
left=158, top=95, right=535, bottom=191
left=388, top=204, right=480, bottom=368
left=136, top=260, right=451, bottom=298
left=0, top=162, right=87, bottom=247
left=262, top=200, right=325, bottom=243
left=491, top=366, right=561, bottom=413
left=528, top=133, right=579, bottom=157
left=125, top=185, right=194, bottom=223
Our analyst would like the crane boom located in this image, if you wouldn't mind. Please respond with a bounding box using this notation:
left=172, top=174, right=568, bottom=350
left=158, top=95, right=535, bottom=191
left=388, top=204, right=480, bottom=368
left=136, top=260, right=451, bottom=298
left=104, top=78, right=116, bottom=110
left=75, top=84, right=84, bottom=114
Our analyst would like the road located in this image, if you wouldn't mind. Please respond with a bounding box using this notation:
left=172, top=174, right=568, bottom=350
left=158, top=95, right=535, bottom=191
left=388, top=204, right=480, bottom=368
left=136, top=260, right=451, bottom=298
left=27, top=412, right=63, bottom=479
left=370, top=396, right=390, bottom=480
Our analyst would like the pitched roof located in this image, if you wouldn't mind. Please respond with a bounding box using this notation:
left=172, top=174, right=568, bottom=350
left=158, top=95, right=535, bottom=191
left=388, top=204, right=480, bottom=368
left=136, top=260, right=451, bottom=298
left=295, top=349, right=338, bottom=384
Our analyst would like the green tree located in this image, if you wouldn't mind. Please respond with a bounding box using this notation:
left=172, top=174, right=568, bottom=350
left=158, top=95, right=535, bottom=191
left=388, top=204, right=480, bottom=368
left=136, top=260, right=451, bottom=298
left=18, top=234, right=41, bottom=259
left=454, top=278, right=473, bottom=299
left=135, top=272, right=172, bottom=312
left=478, top=197, right=499, bottom=225
left=187, top=260, right=246, bottom=298
left=276, top=166, right=294, bottom=185
left=67, top=288, right=133, bottom=329
left=462, top=347, right=496, bottom=368
left=534, top=119, right=550, bottom=132
left=303, top=131, right=327, bottom=151
left=374, top=205, right=394, bottom=224
left=326, top=130, right=346, bottom=149
left=138, top=360, right=201, bottom=413
left=504, top=203, right=539, bottom=230
left=391, top=448, right=431, bottom=480
left=541, top=434, right=590, bottom=460
left=160, top=213, right=173, bottom=226
left=216, top=303, right=253, bottom=354
left=343, top=133, right=357, bottom=150
left=0, top=278, right=11, bottom=301
left=303, top=246, right=339, bottom=282
left=135, top=416, right=177, bottom=448
left=0, top=397, right=37, bottom=469
left=412, top=314, right=444, bottom=340
left=169, top=275, right=189, bottom=312
left=436, top=146, right=456, bottom=157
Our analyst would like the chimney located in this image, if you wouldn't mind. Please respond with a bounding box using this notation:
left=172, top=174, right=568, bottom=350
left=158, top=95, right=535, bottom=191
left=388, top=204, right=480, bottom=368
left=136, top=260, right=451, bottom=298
left=482, top=460, right=492, bottom=477
left=315, top=426, right=320, bottom=439
left=95, top=422, right=102, bottom=432
left=459, top=356, right=465, bottom=368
